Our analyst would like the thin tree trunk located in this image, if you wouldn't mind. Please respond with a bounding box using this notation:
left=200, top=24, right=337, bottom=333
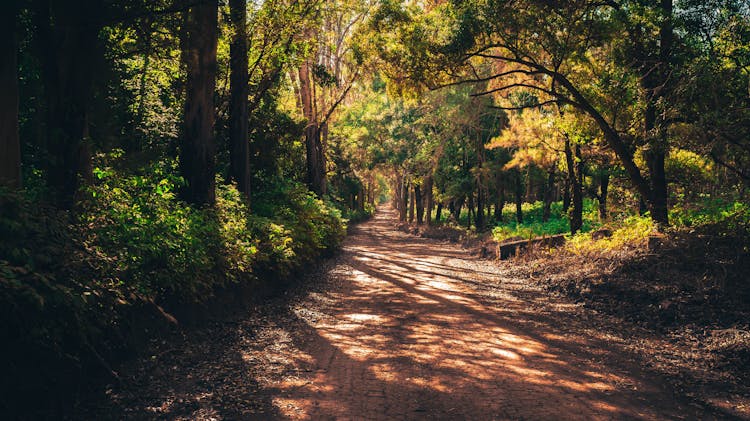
left=599, top=172, right=609, bottom=221
left=401, top=178, right=409, bottom=222
left=180, top=0, right=218, bottom=206
left=542, top=169, right=555, bottom=222
left=229, top=0, right=250, bottom=200
left=476, top=182, right=485, bottom=230
left=415, top=184, right=424, bottom=225
left=514, top=170, right=523, bottom=224
left=454, top=197, right=464, bottom=221
left=494, top=174, right=505, bottom=222
left=467, top=194, right=474, bottom=229
left=407, top=183, right=416, bottom=224
left=425, top=176, right=433, bottom=225
left=0, top=0, right=21, bottom=189
left=565, top=138, right=583, bottom=234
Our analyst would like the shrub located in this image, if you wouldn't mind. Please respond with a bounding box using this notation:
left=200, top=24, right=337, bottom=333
left=0, top=162, right=348, bottom=412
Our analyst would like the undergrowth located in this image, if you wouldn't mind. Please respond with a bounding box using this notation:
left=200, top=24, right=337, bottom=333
left=0, top=160, right=347, bottom=414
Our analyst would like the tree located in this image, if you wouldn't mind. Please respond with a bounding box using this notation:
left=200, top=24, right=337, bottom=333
left=229, top=0, right=250, bottom=200
left=371, top=0, right=676, bottom=226
left=0, top=0, right=21, bottom=189
left=180, top=0, right=219, bottom=206
left=35, top=0, right=104, bottom=207
left=296, top=0, right=367, bottom=196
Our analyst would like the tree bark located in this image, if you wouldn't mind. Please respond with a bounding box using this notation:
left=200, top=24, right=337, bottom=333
left=514, top=170, right=523, bottom=224
left=415, top=184, right=424, bottom=225
left=0, top=0, right=21, bottom=189
left=542, top=169, right=555, bottom=222
left=494, top=173, right=504, bottom=222
left=180, top=0, right=218, bottom=206
left=299, top=60, right=326, bottom=196
left=599, top=172, right=609, bottom=221
left=425, top=175, right=434, bottom=225
left=564, top=138, right=583, bottom=234
left=475, top=181, right=485, bottom=230
left=38, top=0, right=101, bottom=207
left=408, top=182, right=415, bottom=223
left=229, top=0, right=250, bottom=200
left=467, top=193, right=474, bottom=229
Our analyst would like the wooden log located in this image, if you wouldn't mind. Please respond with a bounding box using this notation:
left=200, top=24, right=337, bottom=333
left=498, top=234, right=567, bottom=259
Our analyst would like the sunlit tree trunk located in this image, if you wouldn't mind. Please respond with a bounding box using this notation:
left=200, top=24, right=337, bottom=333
left=229, top=0, right=251, bottom=200
left=180, top=0, right=218, bottom=206
left=408, top=182, right=415, bottom=223
left=0, top=0, right=21, bottom=189
left=299, top=60, right=326, bottom=196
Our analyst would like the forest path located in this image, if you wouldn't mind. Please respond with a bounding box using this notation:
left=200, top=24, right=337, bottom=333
left=89, top=206, right=719, bottom=420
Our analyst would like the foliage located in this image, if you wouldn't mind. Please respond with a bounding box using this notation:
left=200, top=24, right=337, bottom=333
left=566, top=214, right=656, bottom=254
left=0, top=163, right=346, bottom=411
left=491, top=200, right=600, bottom=241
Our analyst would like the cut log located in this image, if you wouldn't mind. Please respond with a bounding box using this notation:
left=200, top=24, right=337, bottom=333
left=498, top=234, right=566, bottom=259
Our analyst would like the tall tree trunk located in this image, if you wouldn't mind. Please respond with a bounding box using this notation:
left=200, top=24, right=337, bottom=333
left=415, top=184, right=424, bottom=225
left=562, top=175, right=571, bottom=212
left=229, top=0, right=250, bottom=200
left=180, top=0, right=218, bottom=206
left=0, top=0, right=21, bottom=189
left=436, top=201, right=443, bottom=223
left=476, top=187, right=485, bottom=230
left=467, top=194, right=474, bottom=229
left=299, top=60, right=326, bottom=196
left=599, top=172, right=609, bottom=221
left=636, top=0, right=672, bottom=226
left=39, top=0, right=100, bottom=208
left=425, top=175, right=433, bottom=225
left=401, top=178, right=409, bottom=222
left=453, top=197, right=464, bottom=221
left=494, top=174, right=504, bottom=222
left=542, top=169, right=555, bottom=222
left=514, top=170, right=523, bottom=224
left=525, top=166, right=534, bottom=202
left=565, top=138, right=583, bottom=234
left=408, top=182, right=415, bottom=223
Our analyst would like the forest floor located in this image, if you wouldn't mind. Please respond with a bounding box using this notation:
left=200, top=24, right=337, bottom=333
left=77, top=206, right=745, bottom=420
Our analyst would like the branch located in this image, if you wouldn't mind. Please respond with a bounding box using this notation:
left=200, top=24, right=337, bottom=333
left=487, top=99, right=562, bottom=111
left=321, top=67, right=360, bottom=125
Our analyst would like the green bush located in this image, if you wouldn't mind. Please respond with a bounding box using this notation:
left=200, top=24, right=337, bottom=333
left=491, top=199, right=601, bottom=241
left=0, top=162, right=347, bottom=408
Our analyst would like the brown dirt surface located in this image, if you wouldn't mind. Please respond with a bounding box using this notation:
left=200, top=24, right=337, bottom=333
left=77, top=206, right=742, bottom=420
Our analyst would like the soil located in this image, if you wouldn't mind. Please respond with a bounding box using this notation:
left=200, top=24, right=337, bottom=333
left=75, top=206, right=743, bottom=420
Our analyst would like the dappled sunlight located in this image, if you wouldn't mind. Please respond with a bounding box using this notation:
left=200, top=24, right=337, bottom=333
left=261, top=208, right=688, bottom=420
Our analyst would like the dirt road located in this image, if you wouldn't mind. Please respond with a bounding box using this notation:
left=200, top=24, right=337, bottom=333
left=89, top=207, right=722, bottom=420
